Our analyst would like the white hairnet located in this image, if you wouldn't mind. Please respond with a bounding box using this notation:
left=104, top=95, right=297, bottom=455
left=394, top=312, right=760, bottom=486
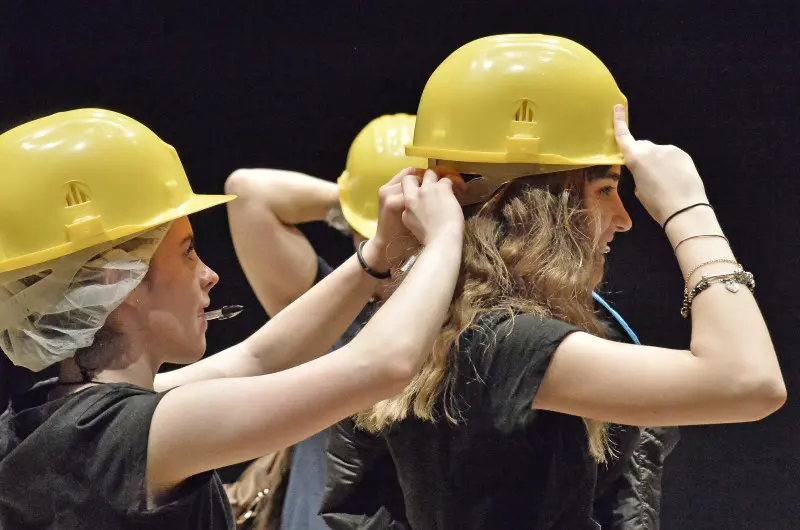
left=0, top=223, right=171, bottom=372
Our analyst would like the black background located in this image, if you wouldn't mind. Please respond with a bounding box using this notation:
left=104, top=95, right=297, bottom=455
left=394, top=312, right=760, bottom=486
left=1, top=2, right=798, bottom=528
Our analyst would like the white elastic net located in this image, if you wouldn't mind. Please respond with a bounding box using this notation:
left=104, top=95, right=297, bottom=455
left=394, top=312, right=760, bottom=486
left=0, top=223, right=171, bottom=372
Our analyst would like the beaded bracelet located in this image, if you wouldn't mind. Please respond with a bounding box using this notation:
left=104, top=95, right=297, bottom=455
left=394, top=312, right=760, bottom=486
left=683, top=259, right=740, bottom=289
left=681, top=268, right=755, bottom=318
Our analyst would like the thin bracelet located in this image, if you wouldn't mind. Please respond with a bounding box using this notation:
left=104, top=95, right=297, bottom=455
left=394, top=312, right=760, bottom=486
left=663, top=203, right=713, bottom=230
left=673, top=234, right=729, bottom=253
left=684, top=258, right=740, bottom=290
left=356, top=240, right=391, bottom=279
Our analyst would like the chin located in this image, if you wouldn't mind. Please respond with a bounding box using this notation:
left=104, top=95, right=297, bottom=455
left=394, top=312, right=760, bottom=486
left=190, top=341, right=207, bottom=363
left=171, top=342, right=207, bottom=365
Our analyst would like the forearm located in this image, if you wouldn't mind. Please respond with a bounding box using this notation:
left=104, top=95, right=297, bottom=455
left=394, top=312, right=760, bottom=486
left=668, top=208, right=783, bottom=400
left=350, top=230, right=463, bottom=375
left=227, top=168, right=339, bottom=225
left=242, top=245, right=387, bottom=373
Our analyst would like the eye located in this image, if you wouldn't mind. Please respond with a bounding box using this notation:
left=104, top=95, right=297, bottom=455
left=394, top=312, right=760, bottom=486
left=599, top=186, right=616, bottom=197
left=185, top=241, right=197, bottom=258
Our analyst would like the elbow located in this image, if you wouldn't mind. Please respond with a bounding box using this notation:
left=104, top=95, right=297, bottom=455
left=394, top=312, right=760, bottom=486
left=734, top=373, right=787, bottom=421
left=752, top=376, right=787, bottom=419
left=374, top=342, right=426, bottom=395
left=691, top=338, right=786, bottom=421
left=224, top=169, right=254, bottom=196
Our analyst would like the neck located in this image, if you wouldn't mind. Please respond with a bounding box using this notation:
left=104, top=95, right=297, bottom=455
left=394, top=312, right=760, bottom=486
left=58, top=342, right=161, bottom=391
left=93, top=355, right=160, bottom=390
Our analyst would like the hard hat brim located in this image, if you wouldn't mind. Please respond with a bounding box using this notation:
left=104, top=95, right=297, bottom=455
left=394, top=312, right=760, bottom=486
left=339, top=198, right=376, bottom=240
left=0, top=193, right=237, bottom=274
left=404, top=145, right=624, bottom=166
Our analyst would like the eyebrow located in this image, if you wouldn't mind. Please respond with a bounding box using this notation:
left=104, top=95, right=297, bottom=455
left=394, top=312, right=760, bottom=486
left=587, top=167, right=621, bottom=182
left=181, top=234, right=195, bottom=247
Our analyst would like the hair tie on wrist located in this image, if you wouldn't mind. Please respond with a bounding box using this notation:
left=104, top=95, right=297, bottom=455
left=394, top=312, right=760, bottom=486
left=356, top=240, right=391, bottom=279
left=673, top=233, right=728, bottom=253
left=662, top=203, right=713, bottom=230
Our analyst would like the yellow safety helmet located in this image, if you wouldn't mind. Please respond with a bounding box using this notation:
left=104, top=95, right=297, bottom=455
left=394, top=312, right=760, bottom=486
left=0, top=109, right=235, bottom=274
left=338, top=114, right=425, bottom=239
left=406, top=34, right=628, bottom=168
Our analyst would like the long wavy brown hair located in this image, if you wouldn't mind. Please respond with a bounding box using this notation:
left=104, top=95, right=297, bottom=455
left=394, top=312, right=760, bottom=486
left=357, top=166, right=614, bottom=461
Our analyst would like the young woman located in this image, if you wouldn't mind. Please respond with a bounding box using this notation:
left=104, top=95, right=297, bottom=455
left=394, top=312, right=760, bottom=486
left=321, top=35, right=785, bottom=529
left=0, top=108, right=464, bottom=529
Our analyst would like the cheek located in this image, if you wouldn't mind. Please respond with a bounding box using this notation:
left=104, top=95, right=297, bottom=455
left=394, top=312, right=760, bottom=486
left=599, top=207, right=616, bottom=233
left=584, top=196, right=604, bottom=229
left=144, top=267, right=200, bottom=319
left=585, top=201, right=614, bottom=234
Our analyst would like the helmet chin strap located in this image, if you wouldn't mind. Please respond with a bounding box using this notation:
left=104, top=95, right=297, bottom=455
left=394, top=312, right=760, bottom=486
left=592, top=292, right=640, bottom=345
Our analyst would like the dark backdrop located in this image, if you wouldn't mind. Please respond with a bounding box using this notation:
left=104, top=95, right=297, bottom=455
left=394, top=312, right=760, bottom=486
left=1, top=2, right=798, bottom=528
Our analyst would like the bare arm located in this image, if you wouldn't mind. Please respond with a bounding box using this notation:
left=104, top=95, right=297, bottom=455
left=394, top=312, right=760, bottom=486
left=224, top=168, right=339, bottom=317
left=147, top=172, right=464, bottom=494
left=532, top=107, right=785, bottom=426
left=155, top=170, right=415, bottom=391
left=154, top=246, right=387, bottom=391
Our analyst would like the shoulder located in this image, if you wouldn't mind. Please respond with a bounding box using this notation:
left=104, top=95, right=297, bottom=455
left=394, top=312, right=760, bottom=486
left=496, top=313, right=580, bottom=351
left=46, top=385, right=167, bottom=479
left=462, top=312, right=579, bottom=360
left=453, top=313, right=580, bottom=434
left=7, top=382, right=161, bottom=433
left=455, top=312, right=579, bottom=387
left=76, top=384, right=165, bottom=427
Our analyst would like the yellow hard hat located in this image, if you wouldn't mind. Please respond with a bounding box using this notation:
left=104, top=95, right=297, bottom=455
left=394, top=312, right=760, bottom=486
left=406, top=34, right=628, bottom=168
left=338, top=114, right=425, bottom=239
left=0, top=109, right=235, bottom=274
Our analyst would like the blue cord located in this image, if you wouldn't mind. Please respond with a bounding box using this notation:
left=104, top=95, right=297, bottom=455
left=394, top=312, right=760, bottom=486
left=592, top=292, right=640, bottom=345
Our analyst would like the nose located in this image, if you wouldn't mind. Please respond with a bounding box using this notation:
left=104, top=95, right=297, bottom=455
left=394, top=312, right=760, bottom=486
left=612, top=195, right=633, bottom=233
left=198, top=258, right=220, bottom=292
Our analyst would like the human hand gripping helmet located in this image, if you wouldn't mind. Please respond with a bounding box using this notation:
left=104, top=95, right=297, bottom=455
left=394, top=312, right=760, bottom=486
left=406, top=34, right=628, bottom=204
left=0, top=109, right=236, bottom=370
left=337, top=114, right=426, bottom=239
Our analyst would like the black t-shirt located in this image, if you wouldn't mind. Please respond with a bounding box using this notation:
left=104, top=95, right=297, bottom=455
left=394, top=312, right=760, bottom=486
left=378, top=313, right=596, bottom=530
left=320, top=308, right=645, bottom=530
left=0, top=381, right=235, bottom=529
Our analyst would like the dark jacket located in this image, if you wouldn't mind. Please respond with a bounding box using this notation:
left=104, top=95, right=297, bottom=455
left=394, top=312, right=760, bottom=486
left=319, top=300, right=680, bottom=530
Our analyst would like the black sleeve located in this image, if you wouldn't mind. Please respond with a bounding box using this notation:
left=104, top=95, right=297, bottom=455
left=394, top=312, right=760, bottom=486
left=76, top=387, right=217, bottom=515
left=319, top=418, right=409, bottom=530
left=477, top=314, right=578, bottom=435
